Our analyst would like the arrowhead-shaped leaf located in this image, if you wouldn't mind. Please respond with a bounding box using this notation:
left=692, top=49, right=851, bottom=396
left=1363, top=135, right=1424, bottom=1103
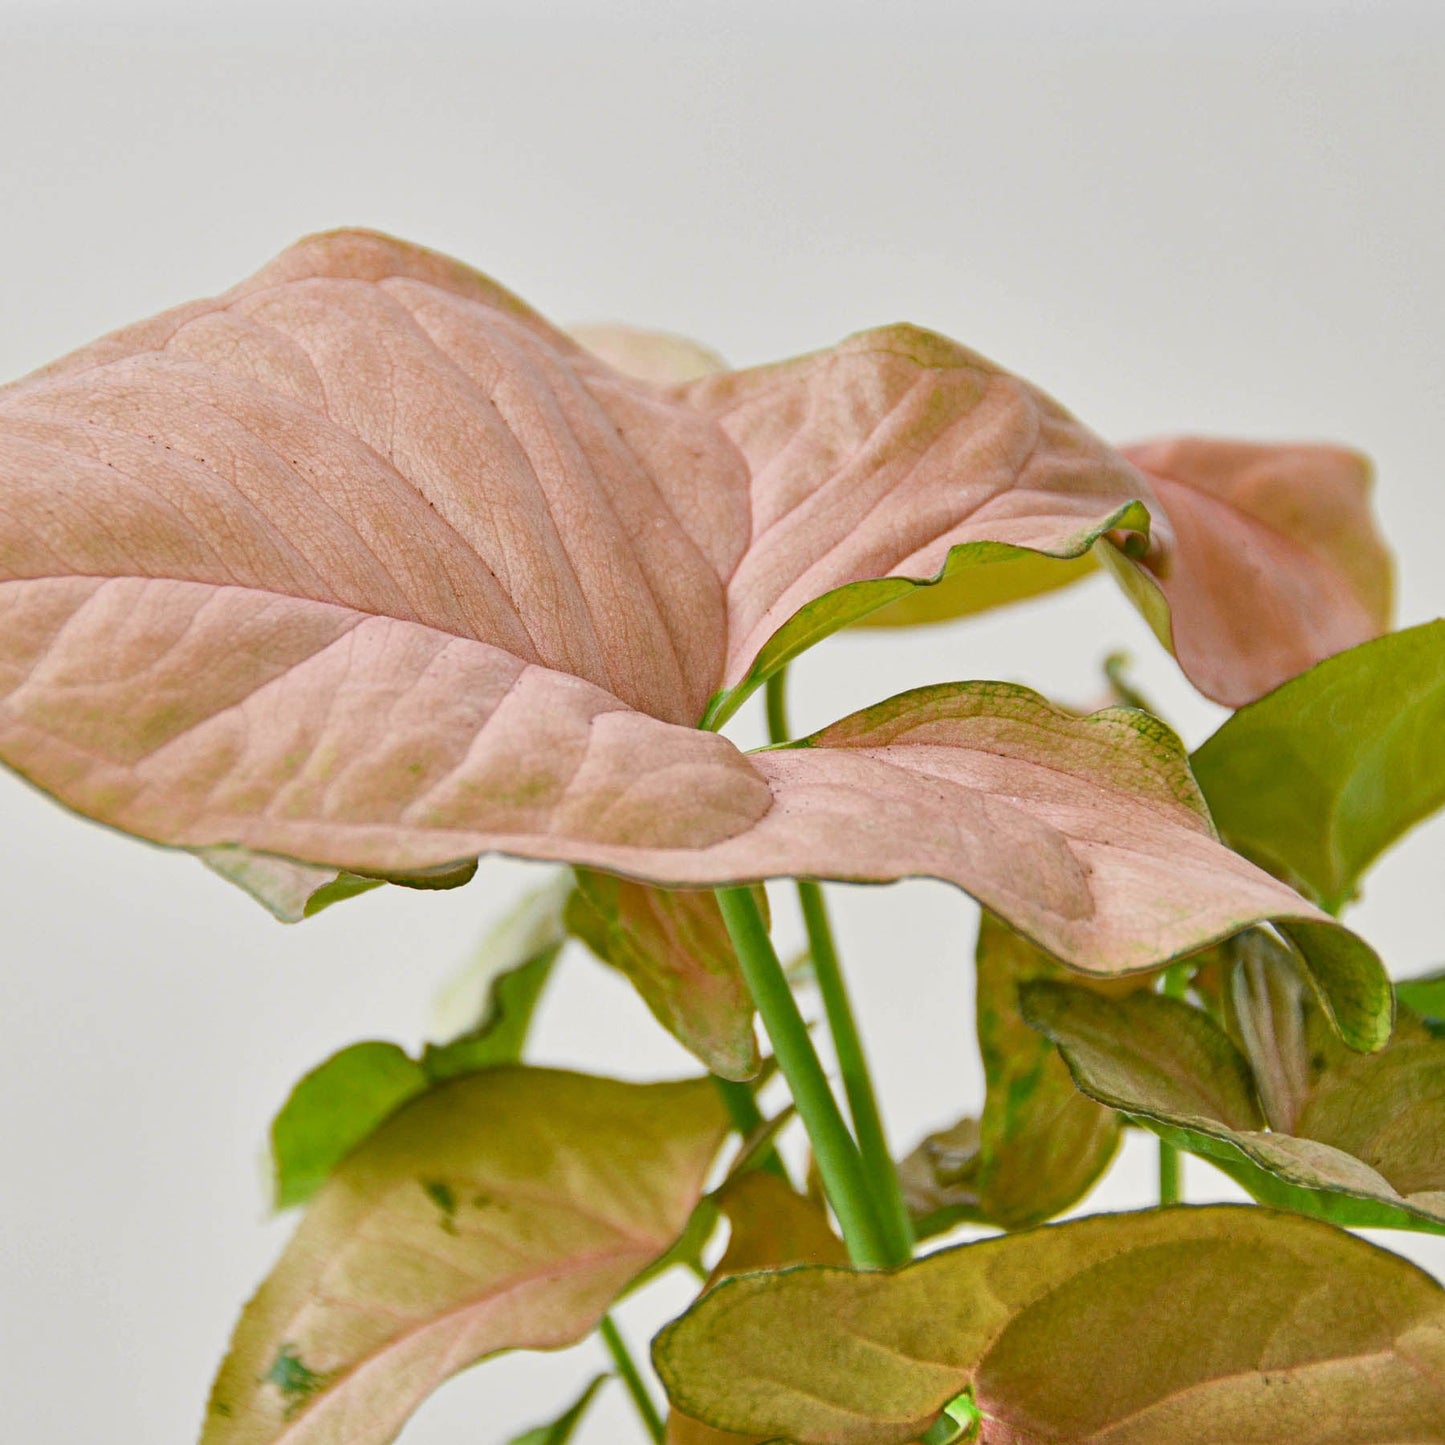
left=205, top=1067, right=728, bottom=1445
left=654, top=1206, right=1445, bottom=1444
left=1025, top=950, right=1445, bottom=1234
left=898, top=914, right=1125, bottom=1236
left=0, top=231, right=1389, bottom=1034
left=1192, top=619, right=1445, bottom=912
left=565, top=871, right=761, bottom=1080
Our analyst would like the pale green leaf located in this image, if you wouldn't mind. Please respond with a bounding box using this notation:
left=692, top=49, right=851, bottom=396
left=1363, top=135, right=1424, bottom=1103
left=1192, top=619, right=1445, bottom=913
left=507, top=1374, right=609, bottom=1445
left=198, top=848, right=383, bottom=923
left=654, top=1207, right=1445, bottom=1444
left=270, top=1044, right=429, bottom=1212
left=206, top=1068, right=729, bottom=1445
left=699, top=522, right=1143, bottom=730
left=270, top=881, right=567, bottom=1208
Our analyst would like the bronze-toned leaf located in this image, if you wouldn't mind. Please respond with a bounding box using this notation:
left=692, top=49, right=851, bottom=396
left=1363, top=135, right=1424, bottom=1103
left=204, top=1067, right=728, bottom=1445
left=667, top=1171, right=847, bottom=1445
left=654, top=1207, right=1445, bottom=1444
left=566, top=871, right=760, bottom=1081
left=1028, top=953, right=1445, bottom=1233
left=899, top=914, right=1125, bottom=1236
left=1020, top=979, right=1265, bottom=1132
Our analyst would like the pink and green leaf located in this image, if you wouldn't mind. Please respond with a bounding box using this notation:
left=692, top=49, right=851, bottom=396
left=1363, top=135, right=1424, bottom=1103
left=206, top=1067, right=729, bottom=1445
left=653, top=1207, right=1445, bottom=1444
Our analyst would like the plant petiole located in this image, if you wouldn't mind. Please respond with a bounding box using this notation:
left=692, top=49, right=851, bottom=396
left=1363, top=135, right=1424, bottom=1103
left=716, top=885, right=892, bottom=1268
left=598, top=1314, right=666, bottom=1443
left=765, top=667, right=915, bottom=1263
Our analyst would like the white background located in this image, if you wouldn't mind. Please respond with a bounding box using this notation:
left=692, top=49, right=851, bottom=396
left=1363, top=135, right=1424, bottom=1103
left=1, top=2, right=1443, bottom=1441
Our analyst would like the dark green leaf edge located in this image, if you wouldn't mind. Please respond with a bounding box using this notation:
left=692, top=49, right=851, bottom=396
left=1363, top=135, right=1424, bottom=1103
left=700, top=503, right=1151, bottom=729
left=1137, top=1116, right=1445, bottom=1236
left=1021, top=982, right=1445, bottom=1236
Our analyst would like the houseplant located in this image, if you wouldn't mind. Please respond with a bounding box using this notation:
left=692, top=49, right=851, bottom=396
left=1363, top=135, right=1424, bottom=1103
left=1, top=227, right=1441, bottom=1442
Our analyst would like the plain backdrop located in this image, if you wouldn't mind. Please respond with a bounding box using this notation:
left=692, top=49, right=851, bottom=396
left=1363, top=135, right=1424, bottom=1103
left=1, top=3, right=1443, bottom=1441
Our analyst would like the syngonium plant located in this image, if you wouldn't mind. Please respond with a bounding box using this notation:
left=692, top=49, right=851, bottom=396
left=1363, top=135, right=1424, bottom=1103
left=2, top=228, right=1444, bottom=1443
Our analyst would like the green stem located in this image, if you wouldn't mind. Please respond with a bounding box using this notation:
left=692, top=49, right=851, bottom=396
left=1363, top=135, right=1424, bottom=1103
left=798, top=880, right=914, bottom=1261
left=764, top=666, right=914, bottom=1262
left=716, top=885, right=892, bottom=1268
left=1157, top=963, right=1189, bottom=1206
left=599, top=1314, right=665, bottom=1443
left=764, top=667, right=792, bottom=745
left=711, top=1076, right=788, bottom=1180
left=917, top=1390, right=983, bottom=1442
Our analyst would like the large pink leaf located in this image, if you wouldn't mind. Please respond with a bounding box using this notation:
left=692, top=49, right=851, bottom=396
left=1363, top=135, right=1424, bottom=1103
left=0, top=232, right=1387, bottom=1038
left=680, top=328, right=1390, bottom=717
left=1118, top=438, right=1392, bottom=706
left=1, top=230, right=748, bottom=729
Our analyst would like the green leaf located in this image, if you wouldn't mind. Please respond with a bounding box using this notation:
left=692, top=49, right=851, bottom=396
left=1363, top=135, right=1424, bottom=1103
left=429, top=873, right=571, bottom=1041
left=206, top=1068, right=729, bottom=1445
left=1192, top=619, right=1445, bottom=913
left=270, top=879, right=567, bottom=1208
left=897, top=914, right=1123, bottom=1236
left=270, top=1043, right=430, bottom=1212
left=566, top=871, right=761, bottom=1081
left=1024, top=968, right=1445, bottom=1234
left=508, top=1374, right=610, bottom=1445
left=1399, top=969, right=1445, bottom=1023
left=422, top=948, right=558, bottom=1081
left=653, top=1206, right=1445, bottom=1444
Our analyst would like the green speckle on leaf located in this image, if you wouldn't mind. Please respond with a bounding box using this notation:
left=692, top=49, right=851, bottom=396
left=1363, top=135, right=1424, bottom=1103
left=423, top=1179, right=459, bottom=1232
left=263, top=1345, right=332, bottom=1418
